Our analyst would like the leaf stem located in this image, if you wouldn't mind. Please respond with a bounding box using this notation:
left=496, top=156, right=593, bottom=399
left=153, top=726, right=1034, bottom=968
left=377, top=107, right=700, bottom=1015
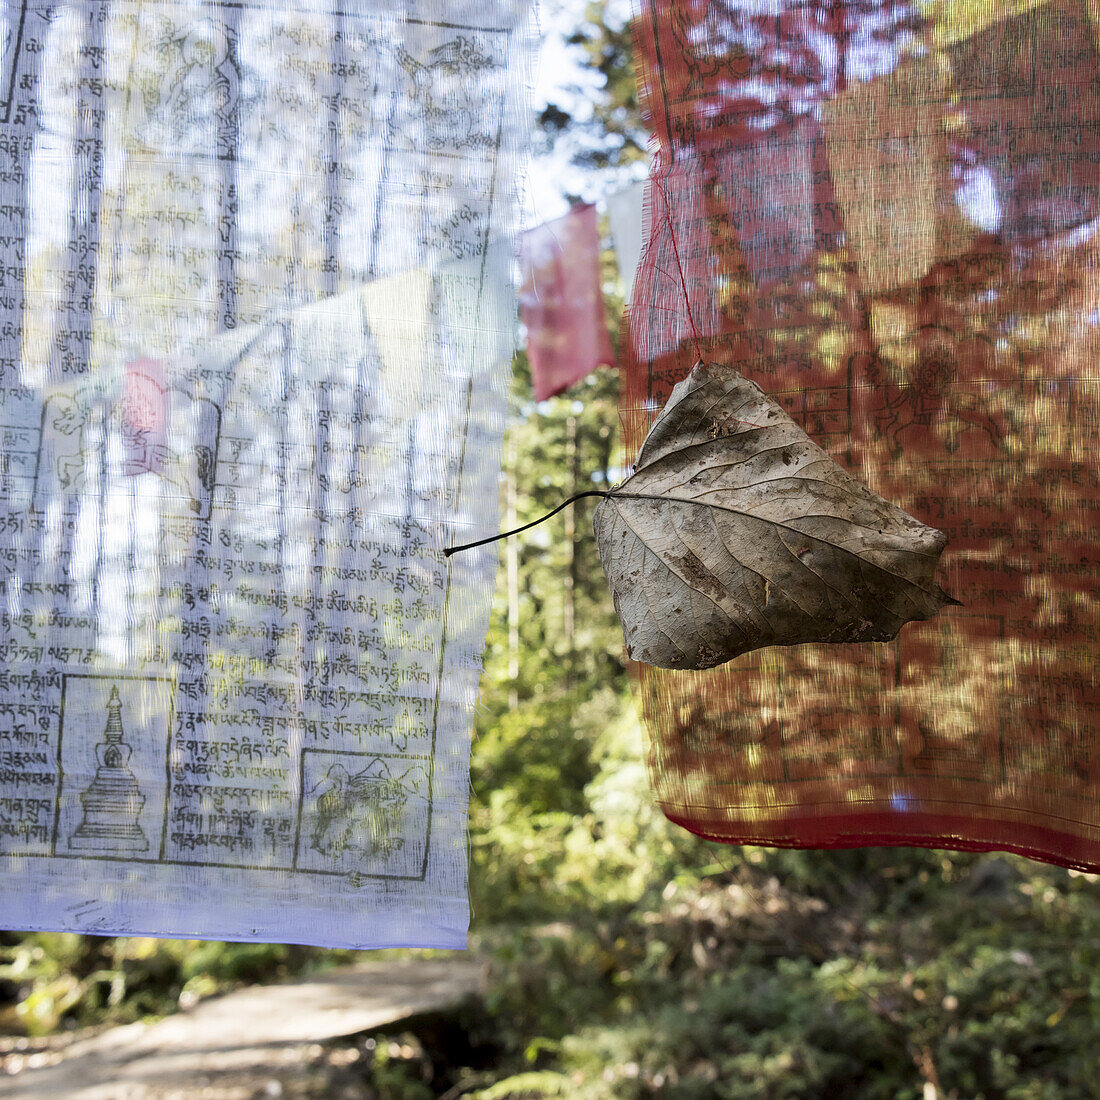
left=444, top=490, right=610, bottom=557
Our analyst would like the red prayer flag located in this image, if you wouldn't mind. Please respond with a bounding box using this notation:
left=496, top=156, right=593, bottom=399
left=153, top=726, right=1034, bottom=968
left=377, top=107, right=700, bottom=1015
left=622, top=0, right=1100, bottom=872
left=519, top=204, right=614, bottom=401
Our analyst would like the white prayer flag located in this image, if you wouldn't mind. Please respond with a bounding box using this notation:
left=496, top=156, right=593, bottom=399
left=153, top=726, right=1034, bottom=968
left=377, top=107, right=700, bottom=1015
left=0, top=0, right=530, bottom=948
left=606, top=180, right=648, bottom=301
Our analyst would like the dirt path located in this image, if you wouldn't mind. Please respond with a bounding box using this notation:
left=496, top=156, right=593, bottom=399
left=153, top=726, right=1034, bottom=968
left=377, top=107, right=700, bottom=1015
left=0, top=957, right=484, bottom=1099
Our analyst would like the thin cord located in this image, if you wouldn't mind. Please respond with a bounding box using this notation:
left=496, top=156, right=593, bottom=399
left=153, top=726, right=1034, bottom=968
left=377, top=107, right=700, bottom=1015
left=444, top=490, right=609, bottom=556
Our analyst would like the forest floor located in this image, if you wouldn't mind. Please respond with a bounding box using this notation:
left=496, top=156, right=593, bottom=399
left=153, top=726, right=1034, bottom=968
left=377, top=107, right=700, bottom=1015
left=0, top=956, right=483, bottom=1099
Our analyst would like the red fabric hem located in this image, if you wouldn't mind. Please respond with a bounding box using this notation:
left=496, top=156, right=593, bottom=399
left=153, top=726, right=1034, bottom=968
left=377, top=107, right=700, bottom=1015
left=663, top=808, right=1100, bottom=874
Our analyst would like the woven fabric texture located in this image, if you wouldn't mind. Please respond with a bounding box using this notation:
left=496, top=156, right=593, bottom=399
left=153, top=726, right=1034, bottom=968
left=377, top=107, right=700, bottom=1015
left=623, top=0, right=1100, bottom=871
left=0, top=0, right=530, bottom=948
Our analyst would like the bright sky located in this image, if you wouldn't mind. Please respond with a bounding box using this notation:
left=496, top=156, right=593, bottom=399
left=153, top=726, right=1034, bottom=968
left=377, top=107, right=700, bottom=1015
left=524, top=0, right=645, bottom=227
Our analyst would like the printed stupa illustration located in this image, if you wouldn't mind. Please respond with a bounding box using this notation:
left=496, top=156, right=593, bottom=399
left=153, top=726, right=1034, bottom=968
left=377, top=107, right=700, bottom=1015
left=70, top=686, right=149, bottom=852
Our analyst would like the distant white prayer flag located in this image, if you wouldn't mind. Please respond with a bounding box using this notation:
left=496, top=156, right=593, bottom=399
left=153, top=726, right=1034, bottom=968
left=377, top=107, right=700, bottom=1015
left=606, top=180, right=649, bottom=301
left=0, top=0, right=530, bottom=948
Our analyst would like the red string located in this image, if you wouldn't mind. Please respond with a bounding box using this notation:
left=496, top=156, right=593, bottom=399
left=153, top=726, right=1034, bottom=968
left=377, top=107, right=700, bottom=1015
left=656, top=172, right=704, bottom=365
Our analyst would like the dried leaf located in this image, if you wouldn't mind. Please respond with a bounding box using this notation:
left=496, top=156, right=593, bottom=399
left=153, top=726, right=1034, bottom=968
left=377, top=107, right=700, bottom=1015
left=594, top=362, right=955, bottom=670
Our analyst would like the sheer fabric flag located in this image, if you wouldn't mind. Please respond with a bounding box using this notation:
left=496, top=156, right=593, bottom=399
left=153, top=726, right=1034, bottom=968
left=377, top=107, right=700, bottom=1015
left=0, top=0, right=530, bottom=947
left=519, top=203, right=614, bottom=401
left=625, top=0, right=1100, bottom=871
